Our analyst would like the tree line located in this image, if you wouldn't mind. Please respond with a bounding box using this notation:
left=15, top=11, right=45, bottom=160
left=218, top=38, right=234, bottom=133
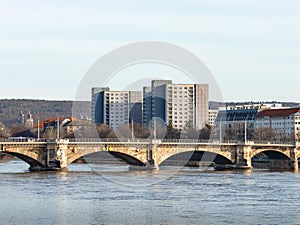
left=1, top=121, right=299, bottom=143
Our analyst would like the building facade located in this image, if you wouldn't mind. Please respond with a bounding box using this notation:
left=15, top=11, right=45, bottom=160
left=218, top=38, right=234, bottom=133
left=255, top=107, right=300, bottom=142
left=208, top=109, right=218, bottom=126
left=214, top=108, right=258, bottom=141
left=92, top=88, right=142, bottom=128
left=214, top=103, right=290, bottom=142
left=19, top=111, right=34, bottom=128
left=143, top=80, right=209, bottom=130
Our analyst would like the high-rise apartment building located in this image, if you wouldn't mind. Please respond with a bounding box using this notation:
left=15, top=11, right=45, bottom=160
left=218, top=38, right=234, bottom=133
left=91, top=87, right=110, bottom=124
left=91, top=88, right=142, bottom=128
left=143, top=80, right=209, bottom=130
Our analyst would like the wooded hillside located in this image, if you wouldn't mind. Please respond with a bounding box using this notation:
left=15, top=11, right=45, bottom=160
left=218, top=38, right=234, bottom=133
left=0, top=99, right=91, bottom=126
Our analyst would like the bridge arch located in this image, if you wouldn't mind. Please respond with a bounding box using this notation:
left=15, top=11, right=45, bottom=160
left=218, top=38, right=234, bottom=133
left=157, top=147, right=235, bottom=166
left=109, top=151, right=146, bottom=166
left=2, top=152, right=44, bottom=170
left=67, top=146, right=147, bottom=166
left=250, top=149, right=290, bottom=160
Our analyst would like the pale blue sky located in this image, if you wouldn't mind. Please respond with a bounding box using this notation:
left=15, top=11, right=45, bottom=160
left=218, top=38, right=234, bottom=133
left=0, top=0, right=299, bottom=101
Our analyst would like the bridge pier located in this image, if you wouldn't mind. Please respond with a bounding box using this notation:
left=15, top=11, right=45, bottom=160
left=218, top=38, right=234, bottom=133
left=267, top=148, right=299, bottom=171
left=146, top=140, right=160, bottom=169
left=289, top=148, right=298, bottom=172
left=234, top=145, right=252, bottom=169
left=28, top=139, right=69, bottom=171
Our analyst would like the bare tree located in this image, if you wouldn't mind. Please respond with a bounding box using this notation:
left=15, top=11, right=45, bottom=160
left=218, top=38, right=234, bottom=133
left=42, top=127, right=57, bottom=139
left=96, top=124, right=115, bottom=138
left=254, top=127, right=275, bottom=142
left=132, top=123, right=151, bottom=139
left=278, top=130, right=289, bottom=143
left=184, top=127, right=199, bottom=139
left=0, top=122, right=12, bottom=138
left=198, top=124, right=211, bottom=141
left=164, top=121, right=180, bottom=139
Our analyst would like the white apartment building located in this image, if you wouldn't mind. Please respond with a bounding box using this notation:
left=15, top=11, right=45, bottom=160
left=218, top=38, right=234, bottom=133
left=255, top=107, right=300, bottom=141
left=104, top=91, right=130, bottom=128
left=92, top=88, right=142, bottom=128
left=143, top=80, right=208, bottom=130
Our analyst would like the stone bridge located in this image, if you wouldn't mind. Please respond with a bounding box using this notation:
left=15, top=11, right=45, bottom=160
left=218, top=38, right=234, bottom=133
left=1, top=139, right=299, bottom=171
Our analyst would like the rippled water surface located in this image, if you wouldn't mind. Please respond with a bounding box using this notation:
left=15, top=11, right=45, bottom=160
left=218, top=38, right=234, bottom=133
left=1, top=159, right=300, bottom=225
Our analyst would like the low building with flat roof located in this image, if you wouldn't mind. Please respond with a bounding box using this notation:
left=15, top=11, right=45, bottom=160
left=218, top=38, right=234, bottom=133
left=255, top=107, right=300, bottom=142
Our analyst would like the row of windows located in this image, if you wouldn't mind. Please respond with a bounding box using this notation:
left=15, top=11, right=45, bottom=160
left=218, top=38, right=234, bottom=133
left=173, top=103, right=189, bottom=106
left=173, top=91, right=189, bottom=95
left=110, top=115, right=127, bottom=118
left=108, top=112, right=129, bottom=115
left=172, top=109, right=191, bottom=113
left=274, top=127, right=292, bottom=130
left=174, top=116, right=189, bottom=120
left=109, top=108, right=128, bottom=111
left=106, top=93, right=129, bottom=96
left=106, top=100, right=128, bottom=103
left=168, top=86, right=191, bottom=90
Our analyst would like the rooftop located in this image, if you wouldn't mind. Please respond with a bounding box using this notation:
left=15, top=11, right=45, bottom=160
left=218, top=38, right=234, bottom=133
left=256, top=108, right=300, bottom=117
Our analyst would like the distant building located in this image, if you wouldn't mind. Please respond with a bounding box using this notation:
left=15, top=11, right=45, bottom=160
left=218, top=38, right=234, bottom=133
left=129, top=91, right=143, bottom=124
left=91, top=87, right=110, bottom=124
left=19, top=111, right=25, bottom=126
left=214, top=108, right=258, bottom=141
left=19, top=111, right=34, bottom=128
left=208, top=109, right=218, bottom=126
left=64, top=119, right=92, bottom=138
left=35, top=117, right=73, bottom=132
left=24, top=112, right=34, bottom=128
left=255, top=107, right=300, bottom=142
left=214, top=103, right=289, bottom=141
left=224, top=102, right=285, bottom=111
left=91, top=87, right=142, bottom=128
left=143, top=80, right=209, bottom=130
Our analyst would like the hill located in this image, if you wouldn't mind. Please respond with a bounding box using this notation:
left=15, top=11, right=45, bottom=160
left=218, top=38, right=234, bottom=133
left=0, top=99, right=91, bottom=126
left=0, top=99, right=298, bottom=127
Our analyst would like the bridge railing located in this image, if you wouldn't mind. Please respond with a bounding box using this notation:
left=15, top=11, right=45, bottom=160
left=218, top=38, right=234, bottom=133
left=0, top=138, right=50, bottom=142
left=0, top=137, right=297, bottom=146
left=68, top=138, right=150, bottom=143
left=69, top=138, right=220, bottom=143
left=67, top=138, right=240, bottom=144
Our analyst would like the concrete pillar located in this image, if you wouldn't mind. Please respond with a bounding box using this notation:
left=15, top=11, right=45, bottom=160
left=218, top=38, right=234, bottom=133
left=147, top=140, right=161, bottom=169
left=55, top=139, right=69, bottom=169
left=44, top=139, right=69, bottom=170
left=290, top=147, right=298, bottom=172
left=235, top=145, right=252, bottom=169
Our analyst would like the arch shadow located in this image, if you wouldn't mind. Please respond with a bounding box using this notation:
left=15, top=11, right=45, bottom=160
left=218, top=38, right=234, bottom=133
left=251, top=150, right=291, bottom=169
left=3, top=152, right=44, bottom=170
left=252, top=150, right=290, bottom=160
left=160, top=151, right=234, bottom=167
left=69, top=151, right=146, bottom=166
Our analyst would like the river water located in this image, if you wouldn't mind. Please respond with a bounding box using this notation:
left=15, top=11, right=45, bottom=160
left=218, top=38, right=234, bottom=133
left=1, top=159, right=300, bottom=225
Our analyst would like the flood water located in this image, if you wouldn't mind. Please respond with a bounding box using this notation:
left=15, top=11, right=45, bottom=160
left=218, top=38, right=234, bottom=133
left=1, top=159, right=300, bottom=225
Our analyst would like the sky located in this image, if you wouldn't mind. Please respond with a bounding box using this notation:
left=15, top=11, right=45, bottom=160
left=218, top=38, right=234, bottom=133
left=0, top=0, right=299, bottom=102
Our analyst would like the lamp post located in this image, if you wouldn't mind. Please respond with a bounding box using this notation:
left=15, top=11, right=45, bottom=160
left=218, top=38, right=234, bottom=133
left=244, top=120, right=247, bottom=143
left=57, top=117, right=60, bottom=140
